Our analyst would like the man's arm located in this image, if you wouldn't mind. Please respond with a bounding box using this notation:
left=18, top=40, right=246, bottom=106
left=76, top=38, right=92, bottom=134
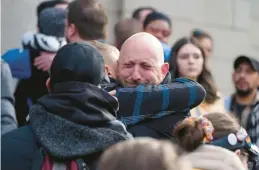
left=116, top=78, right=206, bottom=125
left=1, top=61, right=17, bottom=135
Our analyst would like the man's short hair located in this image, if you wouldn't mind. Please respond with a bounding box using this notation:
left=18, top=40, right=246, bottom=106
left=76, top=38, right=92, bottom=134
left=114, top=18, right=142, bottom=50
left=89, top=41, right=119, bottom=67
left=143, top=12, right=172, bottom=29
left=132, top=7, right=156, bottom=20
left=67, top=0, right=108, bottom=40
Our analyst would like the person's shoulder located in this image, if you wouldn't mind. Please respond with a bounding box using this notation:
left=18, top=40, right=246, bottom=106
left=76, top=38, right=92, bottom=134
left=223, top=94, right=234, bottom=112
left=214, top=93, right=226, bottom=106
left=2, top=125, right=39, bottom=170
left=2, top=125, right=38, bottom=154
left=1, top=60, right=11, bottom=73
left=3, top=124, right=33, bottom=137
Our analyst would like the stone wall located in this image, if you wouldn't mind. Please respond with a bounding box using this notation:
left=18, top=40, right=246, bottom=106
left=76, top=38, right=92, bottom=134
left=122, top=0, right=259, bottom=95
left=1, top=0, right=41, bottom=52
left=2, top=0, right=259, bottom=95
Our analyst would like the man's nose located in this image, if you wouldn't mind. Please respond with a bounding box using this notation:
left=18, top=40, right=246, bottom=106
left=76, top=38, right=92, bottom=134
left=239, top=71, right=247, bottom=78
left=131, top=66, right=141, bottom=80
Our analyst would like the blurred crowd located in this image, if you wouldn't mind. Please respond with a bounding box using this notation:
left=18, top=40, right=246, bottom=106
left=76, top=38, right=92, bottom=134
left=1, top=0, right=259, bottom=170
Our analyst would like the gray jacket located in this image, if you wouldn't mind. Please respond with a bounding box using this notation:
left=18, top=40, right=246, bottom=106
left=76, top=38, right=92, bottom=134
left=1, top=60, right=17, bottom=135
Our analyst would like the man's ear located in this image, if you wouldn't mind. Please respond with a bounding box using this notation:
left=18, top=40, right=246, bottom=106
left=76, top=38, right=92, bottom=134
left=67, top=23, right=77, bottom=39
left=46, top=78, right=51, bottom=92
left=161, top=62, right=169, bottom=77
left=104, top=65, right=112, bottom=76
left=234, top=149, right=241, bottom=156
left=235, top=149, right=241, bottom=156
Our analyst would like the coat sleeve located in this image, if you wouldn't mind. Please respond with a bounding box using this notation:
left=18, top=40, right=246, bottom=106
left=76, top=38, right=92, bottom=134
left=117, top=77, right=206, bottom=125
left=1, top=61, right=17, bottom=135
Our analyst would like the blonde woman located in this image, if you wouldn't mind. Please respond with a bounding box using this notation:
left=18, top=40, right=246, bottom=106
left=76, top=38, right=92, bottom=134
left=98, top=138, right=192, bottom=170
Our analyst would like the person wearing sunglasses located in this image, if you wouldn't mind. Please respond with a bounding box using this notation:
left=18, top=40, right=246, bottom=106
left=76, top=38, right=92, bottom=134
left=143, top=12, right=172, bottom=62
left=173, top=112, right=259, bottom=170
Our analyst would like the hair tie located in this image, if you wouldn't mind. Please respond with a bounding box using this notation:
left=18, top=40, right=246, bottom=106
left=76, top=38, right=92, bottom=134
left=197, top=116, right=214, bottom=143
left=179, top=116, right=214, bottom=143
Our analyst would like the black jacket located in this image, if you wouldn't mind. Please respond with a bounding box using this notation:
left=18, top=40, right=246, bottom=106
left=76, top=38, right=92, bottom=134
left=2, top=82, right=132, bottom=170
left=14, top=48, right=49, bottom=126
left=102, top=74, right=206, bottom=139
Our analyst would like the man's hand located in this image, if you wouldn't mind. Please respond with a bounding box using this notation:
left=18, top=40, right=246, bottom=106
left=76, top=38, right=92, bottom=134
left=108, top=90, right=117, bottom=96
left=34, top=52, right=55, bottom=72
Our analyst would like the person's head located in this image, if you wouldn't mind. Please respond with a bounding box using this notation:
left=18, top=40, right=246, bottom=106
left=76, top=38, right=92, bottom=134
left=98, top=138, right=192, bottom=170
left=170, top=37, right=219, bottom=104
left=65, top=0, right=108, bottom=43
left=143, top=12, right=172, bottom=44
left=173, top=113, right=257, bottom=168
left=55, top=0, right=69, bottom=9
left=46, top=42, right=104, bottom=90
left=89, top=41, right=119, bottom=79
left=191, top=29, right=213, bottom=58
left=117, top=32, right=169, bottom=87
left=37, top=0, right=69, bottom=17
left=132, top=7, right=156, bottom=23
left=38, top=7, right=67, bottom=37
left=187, top=145, right=248, bottom=170
left=114, top=18, right=142, bottom=50
left=233, top=56, right=259, bottom=97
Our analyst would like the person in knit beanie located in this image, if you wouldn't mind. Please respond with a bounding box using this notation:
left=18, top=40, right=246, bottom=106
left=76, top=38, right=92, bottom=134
left=38, top=7, right=67, bottom=38
left=15, top=7, right=67, bottom=126
left=23, top=7, right=67, bottom=52
left=36, top=0, right=69, bottom=19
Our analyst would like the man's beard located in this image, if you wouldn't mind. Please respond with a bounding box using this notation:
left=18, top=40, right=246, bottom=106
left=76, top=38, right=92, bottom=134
left=236, top=88, right=253, bottom=97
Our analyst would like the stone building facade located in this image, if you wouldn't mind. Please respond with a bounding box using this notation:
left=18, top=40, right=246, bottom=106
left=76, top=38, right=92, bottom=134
left=2, top=0, right=259, bottom=95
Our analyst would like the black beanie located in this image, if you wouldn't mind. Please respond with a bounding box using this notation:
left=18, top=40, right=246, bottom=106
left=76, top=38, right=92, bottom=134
left=50, top=42, right=105, bottom=86
left=143, top=12, right=172, bottom=29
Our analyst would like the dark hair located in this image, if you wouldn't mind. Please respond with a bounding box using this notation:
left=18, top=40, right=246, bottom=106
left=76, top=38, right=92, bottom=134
left=173, top=112, right=240, bottom=152
left=132, top=7, right=156, bottom=20
left=37, top=0, right=68, bottom=18
left=114, top=18, right=142, bottom=50
left=169, top=37, right=219, bottom=104
left=143, top=12, right=172, bottom=29
left=191, top=28, right=212, bottom=42
left=67, top=0, right=108, bottom=40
